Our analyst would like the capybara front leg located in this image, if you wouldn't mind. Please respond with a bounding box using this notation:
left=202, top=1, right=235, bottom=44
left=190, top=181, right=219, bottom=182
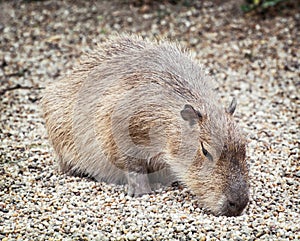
left=127, top=172, right=152, bottom=197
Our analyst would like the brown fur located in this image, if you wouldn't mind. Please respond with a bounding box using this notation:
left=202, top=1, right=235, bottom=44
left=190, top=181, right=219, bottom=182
left=42, top=35, right=249, bottom=216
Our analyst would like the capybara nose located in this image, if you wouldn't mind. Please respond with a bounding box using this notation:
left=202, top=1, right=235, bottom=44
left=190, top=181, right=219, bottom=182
left=224, top=194, right=249, bottom=217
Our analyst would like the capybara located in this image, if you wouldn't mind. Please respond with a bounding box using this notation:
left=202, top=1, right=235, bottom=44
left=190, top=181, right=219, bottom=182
left=42, top=35, right=249, bottom=216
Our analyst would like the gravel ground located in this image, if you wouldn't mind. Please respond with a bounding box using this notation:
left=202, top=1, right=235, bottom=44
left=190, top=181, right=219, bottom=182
left=0, top=0, right=299, bottom=240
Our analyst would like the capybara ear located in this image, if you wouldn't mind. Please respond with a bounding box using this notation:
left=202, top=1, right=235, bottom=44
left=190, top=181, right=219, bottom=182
left=226, top=97, right=237, bottom=115
left=180, top=104, right=202, bottom=126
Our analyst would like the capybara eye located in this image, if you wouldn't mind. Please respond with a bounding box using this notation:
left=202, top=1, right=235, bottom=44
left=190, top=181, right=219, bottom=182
left=201, top=142, right=213, bottom=161
left=201, top=142, right=208, bottom=156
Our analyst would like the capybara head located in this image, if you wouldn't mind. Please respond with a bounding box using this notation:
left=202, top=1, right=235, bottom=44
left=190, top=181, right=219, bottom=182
left=178, top=98, right=249, bottom=216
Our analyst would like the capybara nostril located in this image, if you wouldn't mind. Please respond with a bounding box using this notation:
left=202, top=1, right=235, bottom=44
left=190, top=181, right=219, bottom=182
left=228, top=201, right=238, bottom=210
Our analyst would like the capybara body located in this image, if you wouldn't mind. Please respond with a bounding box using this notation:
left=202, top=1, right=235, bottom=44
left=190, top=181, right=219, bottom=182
left=42, top=35, right=249, bottom=216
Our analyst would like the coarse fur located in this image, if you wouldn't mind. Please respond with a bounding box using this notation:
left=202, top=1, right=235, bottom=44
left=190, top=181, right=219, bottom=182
left=42, top=34, right=249, bottom=216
